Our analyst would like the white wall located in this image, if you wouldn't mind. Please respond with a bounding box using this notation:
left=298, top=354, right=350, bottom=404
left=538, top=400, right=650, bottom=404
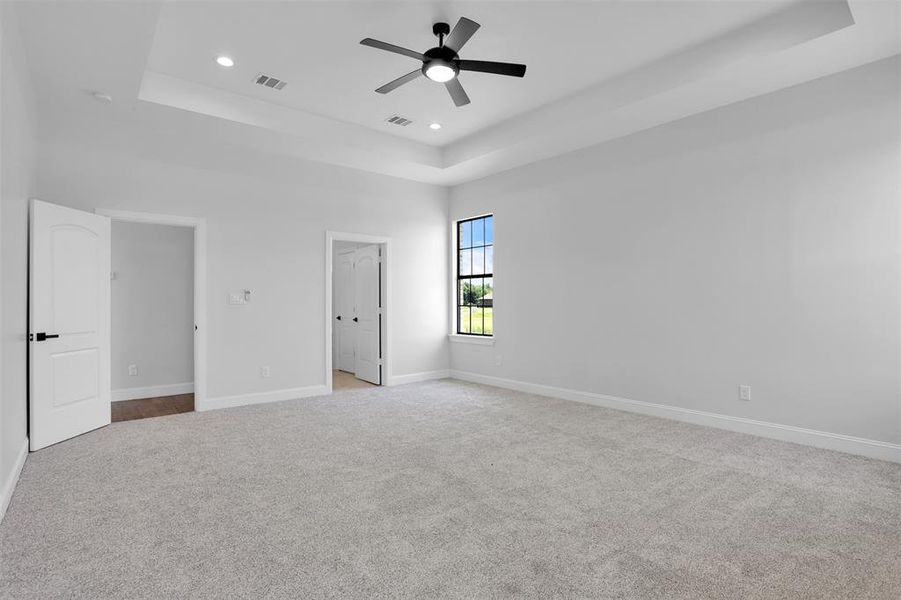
left=35, top=141, right=449, bottom=402
left=1, top=3, right=36, bottom=517
left=111, top=221, right=194, bottom=394
left=449, top=57, right=900, bottom=446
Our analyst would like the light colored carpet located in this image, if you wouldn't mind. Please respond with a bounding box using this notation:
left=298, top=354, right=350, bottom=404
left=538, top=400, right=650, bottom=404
left=1, top=380, right=899, bottom=599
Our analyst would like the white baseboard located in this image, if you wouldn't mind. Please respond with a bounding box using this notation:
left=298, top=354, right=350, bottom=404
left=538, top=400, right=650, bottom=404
left=450, top=370, right=901, bottom=464
left=112, top=382, right=194, bottom=402
left=387, top=369, right=450, bottom=386
left=1, top=437, right=28, bottom=523
left=197, top=384, right=329, bottom=412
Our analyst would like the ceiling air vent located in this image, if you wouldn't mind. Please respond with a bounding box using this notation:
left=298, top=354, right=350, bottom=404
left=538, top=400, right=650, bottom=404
left=386, top=115, right=413, bottom=127
left=254, top=74, right=287, bottom=90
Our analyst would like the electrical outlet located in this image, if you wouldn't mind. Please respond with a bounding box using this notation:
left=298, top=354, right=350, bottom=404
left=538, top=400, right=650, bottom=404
left=739, top=385, right=751, bottom=401
left=128, top=364, right=138, bottom=376
left=495, top=355, right=503, bottom=366
left=261, top=366, right=271, bottom=378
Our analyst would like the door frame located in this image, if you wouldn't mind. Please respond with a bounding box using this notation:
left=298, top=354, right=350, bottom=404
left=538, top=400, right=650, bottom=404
left=95, top=209, right=208, bottom=409
left=325, top=231, right=391, bottom=392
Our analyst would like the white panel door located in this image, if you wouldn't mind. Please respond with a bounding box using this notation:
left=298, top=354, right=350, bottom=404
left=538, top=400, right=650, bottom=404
left=353, top=245, right=381, bottom=385
left=334, top=250, right=355, bottom=373
left=29, top=200, right=111, bottom=451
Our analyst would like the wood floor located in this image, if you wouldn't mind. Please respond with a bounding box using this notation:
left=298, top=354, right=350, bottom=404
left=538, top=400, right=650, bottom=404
left=112, top=376, right=372, bottom=422
left=111, top=394, right=194, bottom=422
left=333, top=369, right=378, bottom=391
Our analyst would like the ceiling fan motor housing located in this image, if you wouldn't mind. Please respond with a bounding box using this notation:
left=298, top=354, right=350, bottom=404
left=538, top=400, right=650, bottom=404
left=422, top=46, right=460, bottom=80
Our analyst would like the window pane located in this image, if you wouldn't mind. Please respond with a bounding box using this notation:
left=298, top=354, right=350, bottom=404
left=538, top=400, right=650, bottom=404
left=483, top=307, right=493, bottom=335
left=472, top=218, right=485, bottom=246
left=471, top=306, right=484, bottom=334
left=463, top=277, right=483, bottom=306
left=459, top=306, right=471, bottom=334
left=485, top=246, right=493, bottom=274
left=459, top=249, right=471, bottom=276
left=485, top=216, right=493, bottom=244
left=472, top=247, right=484, bottom=275
left=483, top=277, right=493, bottom=308
left=461, top=221, right=472, bottom=249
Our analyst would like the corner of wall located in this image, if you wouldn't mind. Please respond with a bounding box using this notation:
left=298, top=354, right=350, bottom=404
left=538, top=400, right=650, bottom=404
left=0, top=0, right=39, bottom=519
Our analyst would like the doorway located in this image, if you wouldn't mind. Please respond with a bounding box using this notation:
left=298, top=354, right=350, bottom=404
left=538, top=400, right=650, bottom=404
left=98, top=209, right=207, bottom=416
left=28, top=202, right=207, bottom=450
left=109, top=220, right=195, bottom=422
left=325, top=232, right=391, bottom=392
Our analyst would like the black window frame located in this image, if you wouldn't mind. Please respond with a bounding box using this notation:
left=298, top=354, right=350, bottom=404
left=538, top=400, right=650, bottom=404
left=456, top=214, right=494, bottom=337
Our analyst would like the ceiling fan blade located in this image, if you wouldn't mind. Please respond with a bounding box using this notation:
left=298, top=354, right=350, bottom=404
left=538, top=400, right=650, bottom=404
left=445, top=78, right=470, bottom=107
left=375, top=69, right=423, bottom=94
left=360, top=38, right=424, bottom=61
left=458, top=60, right=527, bottom=78
left=443, top=17, right=480, bottom=52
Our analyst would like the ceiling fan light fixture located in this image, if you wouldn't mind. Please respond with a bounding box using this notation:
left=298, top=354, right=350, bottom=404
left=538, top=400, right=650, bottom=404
left=424, top=62, right=457, bottom=83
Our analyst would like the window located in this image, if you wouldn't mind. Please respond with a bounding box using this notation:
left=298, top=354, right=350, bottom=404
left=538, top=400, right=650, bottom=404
left=457, top=215, right=493, bottom=336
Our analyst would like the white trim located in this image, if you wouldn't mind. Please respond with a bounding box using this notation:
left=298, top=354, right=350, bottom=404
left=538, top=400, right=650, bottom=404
left=448, top=334, right=494, bottom=346
left=111, top=382, right=194, bottom=402
left=95, top=209, right=208, bottom=412
left=448, top=220, right=457, bottom=336
left=94, top=209, right=203, bottom=229
left=387, top=370, right=450, bottom=386
left=449, top=370, right=901, bottom=464
left=197, top=385, right=328, bottom=412
left=1, top=438, right=28, bottom=523
left=325, top=231, right=392, bottom=393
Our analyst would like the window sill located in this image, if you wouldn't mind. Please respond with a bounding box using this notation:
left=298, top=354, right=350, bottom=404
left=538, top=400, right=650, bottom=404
left=448, top=334, right=495, bottom=346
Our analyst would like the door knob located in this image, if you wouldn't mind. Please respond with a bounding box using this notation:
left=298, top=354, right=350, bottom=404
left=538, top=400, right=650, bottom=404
left=353, top=317, right=359, bottom=322
left=336, top=315, right=342, bottom=320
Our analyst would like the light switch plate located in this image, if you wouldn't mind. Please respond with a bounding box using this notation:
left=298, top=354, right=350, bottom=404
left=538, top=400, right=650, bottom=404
left=228, top=291, right=246, bottom=305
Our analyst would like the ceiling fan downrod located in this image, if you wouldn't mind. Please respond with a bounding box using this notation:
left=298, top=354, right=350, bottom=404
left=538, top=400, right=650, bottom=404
left=433, top=22, right=451, bottom=47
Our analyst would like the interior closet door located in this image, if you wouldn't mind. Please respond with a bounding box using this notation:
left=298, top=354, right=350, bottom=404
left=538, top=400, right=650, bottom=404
left=334, top=250, right=355, bottom=372
left=353, top=245, right=381, bottom=385
left=29, top=200, right=111, bottom=450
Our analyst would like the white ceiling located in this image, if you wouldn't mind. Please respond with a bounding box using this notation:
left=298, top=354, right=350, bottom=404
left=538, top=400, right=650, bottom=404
left=11, top=0, right=901, bottom=186
left=145, top=1, right=794, bottom=146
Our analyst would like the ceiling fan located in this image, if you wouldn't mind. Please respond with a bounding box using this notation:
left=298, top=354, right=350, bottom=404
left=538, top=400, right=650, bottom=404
left=360, top=17, right=527, bottom=107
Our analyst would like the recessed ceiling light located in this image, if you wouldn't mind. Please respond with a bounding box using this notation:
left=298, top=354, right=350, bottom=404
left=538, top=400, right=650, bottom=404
left=429, top=122, right=442, bottom=130
left=216, top=55, right=235, bottom=68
